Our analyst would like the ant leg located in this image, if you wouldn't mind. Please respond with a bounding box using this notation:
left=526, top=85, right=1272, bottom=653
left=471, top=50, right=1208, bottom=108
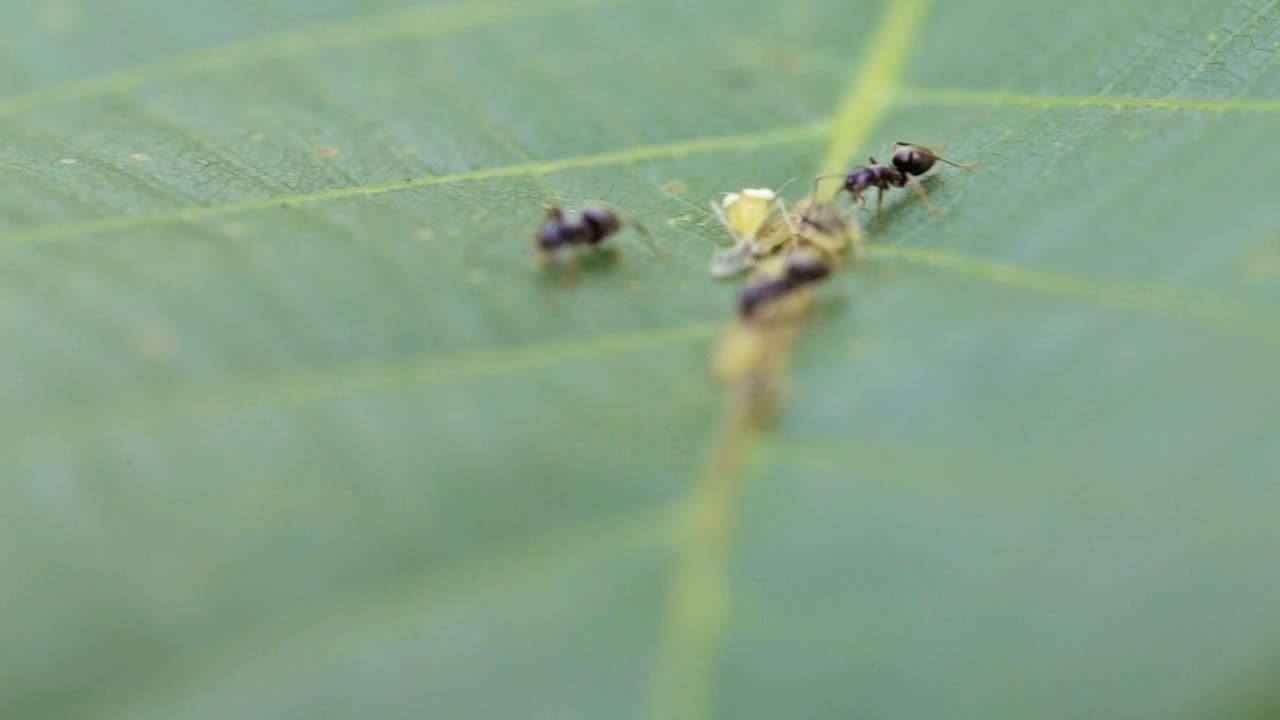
left=560, top=251, right=582, bottom=287
left=905, top=174, right=941, bottom=216
left=874, top=188, right=885, bottom=230
left=630, top=219, right=667, bottom=258
left=775, top=197, right=801, bottom=236
left=537, top=248, right=558, bottom=272
left=897, top=141, right=951, bottom=153
left=925, top=144, right=979, bottom=169
left=933, top=153, right=980, bottom=169
left=710, top=198, right=741, bottom=241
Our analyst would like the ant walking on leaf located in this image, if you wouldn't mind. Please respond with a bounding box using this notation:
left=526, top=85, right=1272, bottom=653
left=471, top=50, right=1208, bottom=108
left=814, top=142, right=978, bottom=230
left=534, top=203, right=661, bottom=283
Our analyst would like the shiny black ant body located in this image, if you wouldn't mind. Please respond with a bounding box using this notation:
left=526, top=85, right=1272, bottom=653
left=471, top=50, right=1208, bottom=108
left=814, top=142, right=978, bottom=229
left=536, top=205, right=622, bottom=254
left=534, top=204, right=659, bottom=280
left=739, top=251, right=831, bottom=318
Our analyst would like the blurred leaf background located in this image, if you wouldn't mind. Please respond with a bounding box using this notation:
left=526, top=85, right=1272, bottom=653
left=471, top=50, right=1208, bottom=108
left=2, top=0, right=1280, bottom=718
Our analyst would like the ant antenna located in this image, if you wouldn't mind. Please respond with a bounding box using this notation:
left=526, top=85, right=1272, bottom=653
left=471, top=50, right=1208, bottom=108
left=810, top=173, right=846, bottom=200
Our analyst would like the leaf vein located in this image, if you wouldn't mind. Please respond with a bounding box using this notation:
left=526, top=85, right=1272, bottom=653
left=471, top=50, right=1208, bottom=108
left=645, top=2, right=934, bottom=719
left=7, top=123, right=825, bottom=245
left=895, top=87, right=1280, bottom=113
left=871, top=245, right=1280, bottom=351
left=0, top=0, right=611, bottom=119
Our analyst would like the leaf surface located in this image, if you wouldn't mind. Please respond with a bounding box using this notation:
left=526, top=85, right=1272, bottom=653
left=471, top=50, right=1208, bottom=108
left=3, top=0, right=1280, bottom=718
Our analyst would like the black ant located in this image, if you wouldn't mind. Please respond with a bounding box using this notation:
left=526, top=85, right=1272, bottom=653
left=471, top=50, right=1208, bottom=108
left=534, top=204, right=658, bottom=280
left=738, top=251, right=831, bottom=319
left=813, top=142, right=978, bottom=230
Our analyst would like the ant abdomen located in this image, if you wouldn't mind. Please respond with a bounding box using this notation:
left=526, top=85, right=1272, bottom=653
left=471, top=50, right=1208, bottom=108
left=891, top=143, right=938, bottom=176
left=738, top=253, right=832, bottom=318
left=579, top=207, right=621, bottom=244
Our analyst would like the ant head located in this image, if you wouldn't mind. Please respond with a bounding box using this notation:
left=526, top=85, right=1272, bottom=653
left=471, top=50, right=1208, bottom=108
left=537, top=206, right=574, bottom=248
left=844, top=167, right=876, bottom=198
left=891, top=143, right=939, bottom=176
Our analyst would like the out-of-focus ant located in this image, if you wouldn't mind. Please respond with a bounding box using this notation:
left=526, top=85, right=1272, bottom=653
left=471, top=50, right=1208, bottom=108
left=814, top=142, right=978, bottom=229
left=738, top=250, right=831, bottom=319
left=534, top=204, right=658, bottom=281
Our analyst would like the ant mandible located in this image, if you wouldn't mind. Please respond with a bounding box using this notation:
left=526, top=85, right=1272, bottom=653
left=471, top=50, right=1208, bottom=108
left=813, top=142, right=978, bottom=230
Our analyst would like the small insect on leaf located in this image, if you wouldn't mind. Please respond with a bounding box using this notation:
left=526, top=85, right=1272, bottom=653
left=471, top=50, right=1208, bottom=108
left=710, top=187, right=787, bottom=278
left=793, top=198, right=866, bottom=263
left=723, top=187, right=776, bottom=239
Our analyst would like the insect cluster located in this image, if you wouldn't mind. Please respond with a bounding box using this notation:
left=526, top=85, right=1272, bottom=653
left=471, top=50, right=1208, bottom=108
left=524, top=141, right=976, bottom=422
left=710, top=141, right=976, bottom=318
left=708, top=142, right=977, bottom=420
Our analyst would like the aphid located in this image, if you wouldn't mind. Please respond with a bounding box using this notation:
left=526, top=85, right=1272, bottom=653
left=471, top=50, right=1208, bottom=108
left=721, top=188, right=776, bottom=239
left=788, top=197, right=866, bottom=262
left=814, top=142, right=978, bottom=229
left=710, top=188, right=794, bottom=278
left=738, top=250, right=832, bottom=319
left=535, top=204, right=656, bottom=278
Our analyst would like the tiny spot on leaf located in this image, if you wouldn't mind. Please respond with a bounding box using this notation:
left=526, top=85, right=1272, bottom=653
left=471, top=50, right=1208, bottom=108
left=847, top=336, right=875, bottom=361
left=131, top=152, right=152, bottom=162
left=1244, top=235, right=1280, bottom=284
left=137, top=327, right=177, bottom=361
left=58, top=157, right=77, bottom=165
left=664, top=180, right=687, bottom=193
left=317, top=146, right=340, bottom=157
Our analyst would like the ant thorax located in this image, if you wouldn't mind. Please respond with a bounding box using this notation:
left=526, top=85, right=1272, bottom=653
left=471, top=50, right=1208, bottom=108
left=538, top=219, right=581, bottom=250
left=845, top=164, right=904, bottom=200
left=537, top=206, right=623, bottom=251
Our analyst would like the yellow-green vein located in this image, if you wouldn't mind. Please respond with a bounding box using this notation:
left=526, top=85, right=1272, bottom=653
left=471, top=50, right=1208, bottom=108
left=1170, top=0, right=1280, bottom=98
left=644, top=397, right=761, bottom=720
left=818, top=0, right=932, bottom=179
left=9, top=122, right=826, bottom=245
left=0, top=0, right=609, bottom=119
left=644, top=2, right=933, bottom=719
left=895, top=87, right=1280, bottom=114
left=871, top=245, right=1280, bottom=351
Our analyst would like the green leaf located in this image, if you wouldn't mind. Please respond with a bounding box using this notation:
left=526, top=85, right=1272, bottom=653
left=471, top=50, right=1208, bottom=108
left=3, top=0, right=1279, bottom=718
